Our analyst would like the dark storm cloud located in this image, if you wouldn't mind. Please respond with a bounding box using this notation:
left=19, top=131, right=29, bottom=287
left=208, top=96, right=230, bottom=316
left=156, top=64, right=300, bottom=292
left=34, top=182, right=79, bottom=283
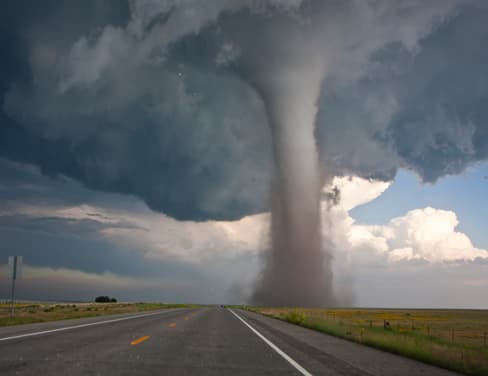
left=1, top=1, right=272, bottom=221
left=0, top=158, right=137, bottom=211
left=0, top=159, right=197, bottom=278
left=317, top=3, right=488, bottom=183
left=388, top=5, right=488, bottom=181
left=1, top=0, right=488, bottom=221
left=0, top=0, right=129, bottom=92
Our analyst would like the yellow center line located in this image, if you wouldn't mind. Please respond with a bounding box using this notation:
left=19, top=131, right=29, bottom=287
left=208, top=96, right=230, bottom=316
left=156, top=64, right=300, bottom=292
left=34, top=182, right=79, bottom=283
left=168, top=322, right=177, bottom=328
left=131, top=336, right=150, bottom=345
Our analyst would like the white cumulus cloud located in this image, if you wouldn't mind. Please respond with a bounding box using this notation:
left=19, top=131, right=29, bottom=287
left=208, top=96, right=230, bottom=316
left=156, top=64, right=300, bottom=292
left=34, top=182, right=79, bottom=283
left=327, top=176, right=488, bottom=264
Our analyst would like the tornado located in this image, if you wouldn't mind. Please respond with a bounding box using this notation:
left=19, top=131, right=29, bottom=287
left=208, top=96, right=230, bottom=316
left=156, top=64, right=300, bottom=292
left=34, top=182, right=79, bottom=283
left=222, top=1, right=341, bottom=307
left=226, top=4, right=338, bottom=307
left=251, top=54, right=334, bottom=307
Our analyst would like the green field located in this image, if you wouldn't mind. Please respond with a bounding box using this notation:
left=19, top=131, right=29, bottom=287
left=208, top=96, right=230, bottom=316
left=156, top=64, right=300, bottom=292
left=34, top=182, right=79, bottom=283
left=247, top=307, right=488, bottom=376
left=0, top=302, right=197, bottom=326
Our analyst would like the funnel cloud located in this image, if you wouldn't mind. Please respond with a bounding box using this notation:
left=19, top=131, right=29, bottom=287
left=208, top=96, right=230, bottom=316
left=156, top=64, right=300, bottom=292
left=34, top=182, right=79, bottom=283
left=222, top=4, right=342, bottom=306
left=253, top=67, right=333, bottom=306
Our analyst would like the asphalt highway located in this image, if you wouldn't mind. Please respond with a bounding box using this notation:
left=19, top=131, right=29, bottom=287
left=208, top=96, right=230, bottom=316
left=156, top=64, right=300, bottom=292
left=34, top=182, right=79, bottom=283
left=0, top=307, right=460, bottom=375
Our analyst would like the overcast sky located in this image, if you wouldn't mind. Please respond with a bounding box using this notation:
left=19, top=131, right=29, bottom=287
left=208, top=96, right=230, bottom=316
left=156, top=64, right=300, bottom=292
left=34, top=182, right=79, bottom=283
left=1, top=0, right=487, bottom=307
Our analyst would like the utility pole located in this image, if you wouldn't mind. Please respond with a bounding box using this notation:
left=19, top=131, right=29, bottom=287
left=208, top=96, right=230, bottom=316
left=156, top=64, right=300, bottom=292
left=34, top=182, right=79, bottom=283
left=8, top=256, right=23, bottom=318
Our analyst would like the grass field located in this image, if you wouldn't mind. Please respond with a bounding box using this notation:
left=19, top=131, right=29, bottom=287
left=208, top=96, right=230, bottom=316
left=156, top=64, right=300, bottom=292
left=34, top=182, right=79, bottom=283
left=0, top=302, right=197, bottom=327
left=247, top=307, right=488, bottom=376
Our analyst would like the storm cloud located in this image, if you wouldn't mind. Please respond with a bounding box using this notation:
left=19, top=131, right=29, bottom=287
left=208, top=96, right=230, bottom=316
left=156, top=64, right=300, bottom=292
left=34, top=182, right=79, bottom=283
left=1, top=0, right=487, bottom=222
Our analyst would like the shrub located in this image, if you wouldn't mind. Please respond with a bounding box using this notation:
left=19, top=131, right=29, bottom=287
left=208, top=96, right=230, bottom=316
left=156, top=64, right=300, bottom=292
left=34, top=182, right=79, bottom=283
left=95, top=296, right=117, bottom=303
left=285, top=311, right=306, bottom=325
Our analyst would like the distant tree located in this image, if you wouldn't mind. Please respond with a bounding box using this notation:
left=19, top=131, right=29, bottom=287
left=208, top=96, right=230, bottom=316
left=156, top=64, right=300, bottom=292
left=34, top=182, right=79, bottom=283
left=110, top=298, right=117, bottom=303
left=95, top=296, right=113, bottom=303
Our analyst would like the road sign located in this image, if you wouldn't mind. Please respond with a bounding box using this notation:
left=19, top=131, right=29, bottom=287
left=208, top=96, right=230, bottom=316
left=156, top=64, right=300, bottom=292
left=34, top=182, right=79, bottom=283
left=8, top=256, right=23, bottom=317
left=8, top=256, right=23, bottom=280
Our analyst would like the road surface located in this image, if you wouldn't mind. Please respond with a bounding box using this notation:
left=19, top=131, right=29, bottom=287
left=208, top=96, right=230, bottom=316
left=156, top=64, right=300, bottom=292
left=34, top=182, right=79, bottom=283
left=0, top=307, right=459, bottom=375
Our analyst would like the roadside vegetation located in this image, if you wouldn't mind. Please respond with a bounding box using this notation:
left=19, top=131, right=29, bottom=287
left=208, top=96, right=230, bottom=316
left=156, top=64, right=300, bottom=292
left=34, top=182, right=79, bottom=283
left=0, top=302, right=197, bottom=327
left=244, top=307, right=488, bottom=376
left=94, top=296, right=118, bottom=303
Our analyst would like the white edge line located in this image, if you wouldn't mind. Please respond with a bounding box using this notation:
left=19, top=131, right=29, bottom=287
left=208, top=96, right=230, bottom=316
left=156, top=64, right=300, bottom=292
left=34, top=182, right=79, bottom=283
left=0, top=308, right=184, bottom=342
left=228, top=308, right=312, bottom=376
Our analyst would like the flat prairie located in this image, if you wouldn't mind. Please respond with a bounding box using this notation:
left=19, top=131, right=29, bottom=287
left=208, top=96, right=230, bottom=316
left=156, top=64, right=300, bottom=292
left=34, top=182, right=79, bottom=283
left=0, top=302, right=196, bottom=326
left=249, top=307, right=488, bottom=376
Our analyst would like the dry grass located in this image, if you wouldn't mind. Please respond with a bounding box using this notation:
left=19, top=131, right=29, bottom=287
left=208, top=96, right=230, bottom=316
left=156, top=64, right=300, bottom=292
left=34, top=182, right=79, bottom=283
left=248, top=307, right=488, bottom=376
left=0, top=302, right=196, bottom=326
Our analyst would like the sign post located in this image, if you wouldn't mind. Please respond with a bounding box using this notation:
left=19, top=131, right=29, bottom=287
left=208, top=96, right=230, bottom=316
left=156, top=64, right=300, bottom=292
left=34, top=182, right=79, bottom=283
left=8, top=256, right=23, bottom=317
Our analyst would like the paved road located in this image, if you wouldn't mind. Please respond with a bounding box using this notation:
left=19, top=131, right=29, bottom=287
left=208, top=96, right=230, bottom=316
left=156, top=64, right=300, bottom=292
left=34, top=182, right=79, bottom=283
left=0, top=307, right=460, bottom=375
